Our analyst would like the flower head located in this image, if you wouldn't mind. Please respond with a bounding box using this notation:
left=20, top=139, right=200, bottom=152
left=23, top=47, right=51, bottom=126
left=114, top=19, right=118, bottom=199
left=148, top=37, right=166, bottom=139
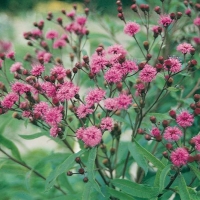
left=163, top=126, right=183, bottom=141
left=51, top=65, right=66, bottom=79
left=53, top=39, right=66, bottom=49
left=10, top=62, right=23, bottom=73
left=44, top=107, right=63, bottom=126
left=124, top=22, right=140, bottom=36
left=31, top=64, right=45, bottom=76
left=33, top=102, right=49, bottom=118
left=76, top=104, right=94, bottom=119
left=116, top=93, right=132, bottom=110
left=82, top=126, right=102, bottom=147
left=176, top=110, right=194, bottom=128
left=104, top=68, right=123, bottom=83
left=170, top=147, right=189, bottom=167
left=56, top=81, right=79, bottom=102
left=46, top=30, right=59, bottom=40
left=151, top=127, right=161, bottom=137
left=85, top=88, right=106, bottom=106
left=41, top=82, right=56, bottom=98
left=194, top=17, right=200, bottom=26
left=139, top=64, right=157, bottom=82
left=177, top=43, right=194, bottom=54
left=164, top=57, right=181, bottom=73
left=100, top=117, right=113, bottom=131
left=104, top=98, right=118, bottom=111
left=192, top=135, right=200, bottom=151
left=1, top=92, right=19, bottom=109
left=76, top=127, right=85, bottom=140
left=159, top=15, right=173, bottom=27
left=11, top=82, right=30, bottom=95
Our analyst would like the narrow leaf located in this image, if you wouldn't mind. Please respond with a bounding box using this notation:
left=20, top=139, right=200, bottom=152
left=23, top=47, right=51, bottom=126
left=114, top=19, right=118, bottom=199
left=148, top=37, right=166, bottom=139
left=188, top=164, right=200, bottom=181
left=107, top=187, right=136, bottom=200
left=45, top=149, right=86, bottom=190
left=167, top=87, right=181, bottom=92
left=111, top=179, right=159, bottom=198
left=133, top=140, right=165, bottom=170
left=0, top=134, right=23, bottom=162
left=128, top=143, right=148, bottom=176
left=178, top=174, right=191, bottom=200
left=19, top=131, right=48, bottom=140
left=159, top=164, right=171, bottom=192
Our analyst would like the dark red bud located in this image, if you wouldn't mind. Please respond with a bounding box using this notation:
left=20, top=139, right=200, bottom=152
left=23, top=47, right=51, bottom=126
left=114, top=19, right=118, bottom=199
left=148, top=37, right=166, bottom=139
left=162, top=120, right=169, bottom=128
left=150, top=116, right=156, bottom=123
left=131, top=4, right=137, bottom=12
left=169, top=110, right=176, bottom=118
left=166, top=143, right=173, bottom=150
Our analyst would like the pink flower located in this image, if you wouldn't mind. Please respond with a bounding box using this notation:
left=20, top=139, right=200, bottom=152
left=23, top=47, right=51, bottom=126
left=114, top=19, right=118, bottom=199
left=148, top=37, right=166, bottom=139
left=85, top=88, right=106, bottom=106
left=152, top=25, right=160, bottom=34
left=90, top=54, right=108, bottom=74
left=194, top=17, right=200, bottom=26
left=113, top=61, right=138, bottom=75
left=41, top=82, right=56, bottom=98
left=67, top=10, right=76, bottom=18
left=44, top=107, right=63, bottom=126
left=107, top=44, right=127, bottom=57
left=6, top=51, right=15, bottom=59
left=116, top=93, right=132, bottom=109
left=135, top=82, right=145, bottom=96
left=76, top=16, right=87, bottom=26
left=11, top=82, right=30, bottom=94
left=0, top=59, right=3, bottom=68
left=104, top=98, right=118, bottom=111
left=33, top=102, right=49, bottom=118
left=22, top=111, right=32, bottom=118
left=159, top=15, right=173, bottom=27
left=139, top=64, right=157, bottom=82
left=193, top=37, right=200, bottom=45
left=82, top=126, right=102, bottom=147
left=192, top=135, right=200, bottom=151
left=31, top=64, right=45, bottom=76
left=61, top=34, right=69, bottom=42
left=104, top=68, right=123, bottom=83
left=50, top=126, right=61, bottom=137
left=46, top=30, right=59, bottom=40
left=163, top=126, right=183, bottom=141
left=170, top=147, right=189, bottom=167
left=51, top=65, right=66, bottom=79
left=76, top=127, right=85, bottom=140
left=124, top=22, right=140, bottom=36
left=31, top=29, right=42, bottom=39
left=185, top=8, right=191, bottom=16
left=176, top=110, right=194, bottom=128
left=151, top=127, right=161, bottom=137
left=100, top=117, right=113, bottom=131
left=164, top=57, right=181, bottom=73
left=10, top=62, right=23, bottom=73
left=43, top=53, right=52, bottom=63
left=53, top=39, right=66, bottom=49
left=56, top=81, right=79, bottom=102
left=1, top=92, right=19, bottom=109
left=177, top=43, right=194, bottom=54
left=76, top=104, right=94, bottom=119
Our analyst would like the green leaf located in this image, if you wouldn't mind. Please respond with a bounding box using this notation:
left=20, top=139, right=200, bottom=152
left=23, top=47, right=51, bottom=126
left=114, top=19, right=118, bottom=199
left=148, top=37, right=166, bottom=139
left=188, top=163, right=200, bottom=181
left=128, top=143, right=148, bottom=176
left=0, top=134, right=23, bottom=162
left=111, top=179, right=159, bottom=198
left=146, top=113, right=171, bottom=121
left=45, top=149, right=86, bottom=190
left=154, top=169, right=161, bottom=187
left=82, top=147, right=103, bottom=199
left=107, top=187, right=136, bottom=200
left=178, top=174, right=191, bottom=200
left=159, top=164, right=171, bottom=192
left=133, top=140, right=165, bottom=171
left=167, top=87, right=181, bottom=92
left=87, top=148, right=102, bottom=194
left=19, top=131, right=48, bottom=140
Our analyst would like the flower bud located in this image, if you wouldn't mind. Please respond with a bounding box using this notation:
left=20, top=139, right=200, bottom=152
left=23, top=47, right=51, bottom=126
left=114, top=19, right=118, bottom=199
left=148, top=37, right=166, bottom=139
left=67, top=171, right=73, bottom=176
left=169, top=110, right=176, bottom=118
left=88, top=72, right=94, bottom=79
left=72, top=67, right=78, bottom=74
left=166, top=143, right=173, bottom=150
left=83, top=177, right=88, bottom=182
left=137, top=128, right=144, bottom=135
left=162, top=120, right=169, bottom=128
left=85, top=8, right=89, bottom=16
left=110, top=147, right=116, bottom=155
left=116, top=1, right=122, bottom=6
left=57, top=17, right=63, bottom=25
left=194, top=154, right=200, bottom=161
left=102, top=159, right=109, bottom=167
left=155, top=135, right=162, bottom=142
left=143, top=41, right=149, bottom=50
left=158, top=56, right=164, bottom=64
left=188, top=156, right=195, bottom=163
left=154, top=6, right=161, bottom=14
left=131, top=4, right=137, bottom=12
left=190, top=48, right=195, bottom=55
left=167, top=77, right=173, bottom=86
left=150, top=116, right=156, bottom=123
left=79, top=168, right=85, bottom=174
left=116, top=82, right=123, bottom=91
left=145, top=134, right=151, bottom=140
left=117, top=6, right=123, bottom=13
left=146, top=54, right=152, bottom=61
left=170, top=12, right=176, bottom=20
left=118, top=13, right=124, bottom=20
left=83, top=55, right=89, bottom=63
left=176, top=12, right=182, bottom=19
left=155, top=63, right=163, bottom=72
left=162, top=151, right=168, bottom=158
